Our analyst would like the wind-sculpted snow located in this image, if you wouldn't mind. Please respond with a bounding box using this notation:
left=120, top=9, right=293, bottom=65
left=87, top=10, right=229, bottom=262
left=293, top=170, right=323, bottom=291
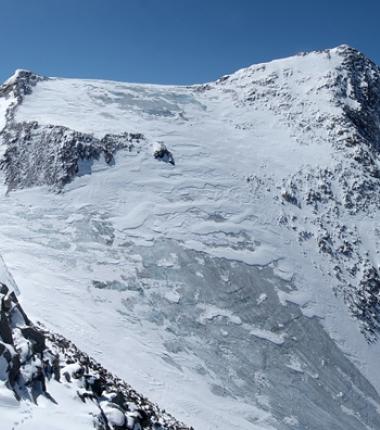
left=1, top=45, right=380, bottom=430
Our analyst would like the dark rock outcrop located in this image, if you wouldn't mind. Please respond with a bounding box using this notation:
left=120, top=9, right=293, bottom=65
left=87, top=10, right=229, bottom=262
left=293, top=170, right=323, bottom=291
left=153, top=142, right=175, bottom=165
left=0, top=121, right=144, bottom=191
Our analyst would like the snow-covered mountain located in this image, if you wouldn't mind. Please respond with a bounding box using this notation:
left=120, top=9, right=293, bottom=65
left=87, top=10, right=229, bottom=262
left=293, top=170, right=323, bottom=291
left=1, top=44, right=380, bottom=430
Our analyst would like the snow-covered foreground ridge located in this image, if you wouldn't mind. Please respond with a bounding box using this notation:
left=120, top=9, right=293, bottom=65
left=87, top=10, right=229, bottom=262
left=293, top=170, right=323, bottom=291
left=1, top=44, right=380, bottom=429
left=0, top=262, right=192, bottom=430
left=0, top=270, right=191, bottom=430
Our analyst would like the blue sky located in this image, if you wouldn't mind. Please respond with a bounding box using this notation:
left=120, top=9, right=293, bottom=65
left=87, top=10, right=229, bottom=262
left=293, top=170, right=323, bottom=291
left=0, top=0, right=379, bottom=84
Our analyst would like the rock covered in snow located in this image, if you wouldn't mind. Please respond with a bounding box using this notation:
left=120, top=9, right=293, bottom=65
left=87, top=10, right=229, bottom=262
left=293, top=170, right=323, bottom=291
left=152, top=141, right=175, bottom=165
left=0, top=278, right=192, bottom=430
left=276, top=46, right=380, bottom=339
left=0, top=121, right=144, bottom=191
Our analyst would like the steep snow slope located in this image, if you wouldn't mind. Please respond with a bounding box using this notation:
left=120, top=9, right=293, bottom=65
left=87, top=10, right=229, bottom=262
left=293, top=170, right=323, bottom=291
left=1, top=45, right=380, bottom=429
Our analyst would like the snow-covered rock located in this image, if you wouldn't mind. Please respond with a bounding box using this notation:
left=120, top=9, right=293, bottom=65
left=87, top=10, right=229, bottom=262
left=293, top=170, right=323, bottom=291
left=0, top=268, right=191, bottom=430
left=152, top=141, right=175, bottom=165
left=0, top=122, right=143, bottom=191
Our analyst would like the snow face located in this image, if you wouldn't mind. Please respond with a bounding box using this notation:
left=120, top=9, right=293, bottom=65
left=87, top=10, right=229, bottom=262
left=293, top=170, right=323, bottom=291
left=16, top=77, right=206, bottom=137
left=1, top=45, right=380, bottom=429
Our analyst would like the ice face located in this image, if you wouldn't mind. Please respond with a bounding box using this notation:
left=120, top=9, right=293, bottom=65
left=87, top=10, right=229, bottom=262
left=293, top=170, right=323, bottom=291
left=16, top=78, right=208, bottom=136
left=117, top=239, right=380, bottom=430
left=1, top=187, right=380, bottom=429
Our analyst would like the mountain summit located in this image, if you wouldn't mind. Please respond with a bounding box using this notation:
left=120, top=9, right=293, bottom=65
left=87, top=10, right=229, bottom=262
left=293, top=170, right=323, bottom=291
left=1, top=45, right=380, bottom=430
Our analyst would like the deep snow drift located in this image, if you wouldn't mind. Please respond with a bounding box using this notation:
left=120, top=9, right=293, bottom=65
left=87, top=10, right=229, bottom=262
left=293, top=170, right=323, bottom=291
left=0, top=45, right=380, bottom=429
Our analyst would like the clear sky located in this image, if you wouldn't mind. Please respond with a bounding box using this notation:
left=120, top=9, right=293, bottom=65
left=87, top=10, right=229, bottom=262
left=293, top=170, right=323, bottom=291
left=0, top=0, right=379, bottom=85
